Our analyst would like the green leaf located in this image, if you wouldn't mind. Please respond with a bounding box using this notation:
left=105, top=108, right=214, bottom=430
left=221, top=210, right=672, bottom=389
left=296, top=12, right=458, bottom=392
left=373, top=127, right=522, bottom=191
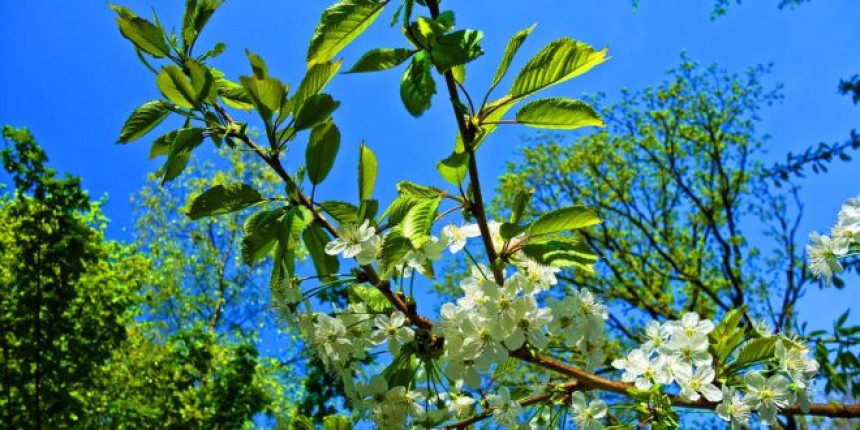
left=528, top=205, right=601, bottom=236
left=157, top=66, right=198, bottom=108
left=430, top=29, right=484, bottom=71
left=216, top=78, right=254, bottom=110
left=306, top=120, right=341, bottom=185
left=397, top=181, right=443, bottom=199
left=400, top=51, right=436, bottom=117
left=727, top=337, right=778, bottom=374
left=118, top=100, right=170, bottom=143
left=510, top=38, right=607, bottom=101
left=295, top=94, right=340, bottom=131
left=243, top=207, right=311, bottom=265
left=358, top=198, right=378, bottom=221
left=289, top=60, right=343, bottom=116
left=451, top=64, right=466, bottom=84
left=401, top=197, right=440, bottom=248
left=348, top=285, right=392, bottom=314
left=149, top=130, right=178, bottom=158
left=510, top=189, right=533, bottom=223
left=303, top=223, right=339, bottom=281
left=245, top=49, right=269, bottom=79
left=519, top=240, right=597, bottom=269
left=240, top=76, right=286, bottom=120
left=380, top=195, right=420, bottom=226
left=186, top=60, right=217, bottom=105
left=187, top=183, right=263, bottom=220
left=307, top=0, right=387, bottom=66
left=322, top=415, right=352, bottom=430
left=490, top=24, right=536, bottom=90
left=516, top=98, right=603, bottom=130
left=436, top=151, right=469, bottom=185
left=182, top=0, right=222, bottom=48
left=347, top=48, right=415, bottom=73
left=378, top=233, right=413, bottom=277
left=116, top=16, right=171, bottom=58
left=358, top=143, right=377, bottom=202
left=320, top=201, right=360, bottom=225
left=161, top=128, right=205, bottom=184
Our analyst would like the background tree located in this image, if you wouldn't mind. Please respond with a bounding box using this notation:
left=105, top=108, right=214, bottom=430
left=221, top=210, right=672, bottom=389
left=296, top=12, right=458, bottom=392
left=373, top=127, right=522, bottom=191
left=0, top=126, right=148, bottom=429
left=495, top=59, right=859, bottom=419
left=84, top=147, right=306, bottom=427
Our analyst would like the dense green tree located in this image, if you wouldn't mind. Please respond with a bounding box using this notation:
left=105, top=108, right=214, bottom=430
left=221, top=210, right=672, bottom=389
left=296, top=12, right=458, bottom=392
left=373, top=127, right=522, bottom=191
left=0, top=126, right=148, bottom=429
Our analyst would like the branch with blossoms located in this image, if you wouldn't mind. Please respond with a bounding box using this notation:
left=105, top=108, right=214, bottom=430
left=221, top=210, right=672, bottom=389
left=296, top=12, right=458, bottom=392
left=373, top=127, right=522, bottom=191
left=112, top=0, right=860, bottom=428
left=806, top=195, right=860, bottom=284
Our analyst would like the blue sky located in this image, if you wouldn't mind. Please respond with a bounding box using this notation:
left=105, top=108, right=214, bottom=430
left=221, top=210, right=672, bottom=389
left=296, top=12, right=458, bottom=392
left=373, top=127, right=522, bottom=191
left=1, top=0, right=857, bottom=331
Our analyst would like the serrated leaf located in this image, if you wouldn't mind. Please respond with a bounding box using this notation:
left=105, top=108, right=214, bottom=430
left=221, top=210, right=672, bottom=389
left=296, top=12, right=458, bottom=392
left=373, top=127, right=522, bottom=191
left=510, top=189, right=532, bottom=223
left=118, top=100, right=170, bottom=143
left=306, top=120, right=341, bottom=185
left=307, top=0, right=387, bottom=66
left=116, top=16, right=171, bottom=58
left=295, top=94, right=340, bottom=131
left=358, top=143, right=377, bottom=201
left=528, top=205, right=601, bottom=236
left=161, top=128, right=205, bottom=185
left=243, top=207, right=311, bottom=265
left=187, top=183, right=263, bottom=220
left=186, top=60, right=216, bottom=104
left=510, top=38, right=607, bottom=101
left=430, top=29, right=484, bottom=71
left=380, top=195, right=420, bottom=226
left=400, top=51, right=436, bottom=117
left=348, top=285, right=392, bottom=314
left=216, top=78, right=254, bottom=110
left=157, top=65, right=198, bottom=108
left=397, top=181, right=443, bottom=198
left=320, top=201, right=360, bottom=225
left=516, top=97, right=603, bottom=130
left=519, top=240, right=597, bottom=269
left=436, top=151, right=469, bottom=185
left=245, top=49, right=268, bottom=79
left=347, top=48, right=415, bottom=73
left=378, top=233, right=413, bottom=277
left=240, top=75, right=286, bottom=120
left=401, top=197, right=440, bottom=248
left=289, top=60, right=342, bottom=116
left=727, top=337, right=778, bottom=374
left=303, top=223, right=339, bottom=281
left=182, top=0, right=222, bottom=48
left=490, top=24, right=536, bottom=89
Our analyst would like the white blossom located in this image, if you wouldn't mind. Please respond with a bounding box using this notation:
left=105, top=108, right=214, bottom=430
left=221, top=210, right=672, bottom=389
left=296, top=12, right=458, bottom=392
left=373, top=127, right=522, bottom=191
left=716, top=386, right=752, bottom=430
left=569, top=392, right=607, bottom=430
left=742, top=371, right=791, bottom=425
left=442, top=223, right=481, bottom=253
left=487, top=387, right=522, bottom=428
left=676, top=366, right=722, bottom=402
left=774, top=340, right=819, bottom=389
left=324, top=219, right=380, bottom=264
left=369, top=311, right=415, bottom=355
left=806, top=232, right=848, bottom=282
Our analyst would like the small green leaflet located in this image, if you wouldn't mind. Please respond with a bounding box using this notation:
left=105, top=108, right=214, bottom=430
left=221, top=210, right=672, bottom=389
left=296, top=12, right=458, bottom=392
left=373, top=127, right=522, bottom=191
left=358, top=143, right=377, bottom=202
left=187, top=183, right=264, bottom=220
left=436, top=151, right=469, bottom=185
left=320, top=201, right=360, bottom=225
left=303, top=223, right=339, bottom=281
left=306, top=120, right=341, bottom=185
left=490, top=24, right=536, bottom=90
left=515, top=98, right=603, bottom=130
left=118, top=100, right=170, bottom=143
left=401, top=197, right=440, bottom=248
left=239, top=75, right=286, bottom=120
left=510, top=38, right=608, bottom=101
left=348, top=285, right=392, bottom=314
left=161, top=127, right=205, bottom=185
left=347, top=48, right=415, bottom=73
left=430, top=29, right=484, bottom=71
left=528, top=205, right=601, bottom=236
left=289, top=60, right=342, bottom=116
left=400, top=51, right=436, bottom=117
left=295, top=94, right=340, bottom=131
left=116, top=15, right=171, bottom=58
left=157, top=66, right=199, bottom=109
left=307, top=0, right=387, bottom=66
left=378, top=234, right=413, bottom=277
left=519, top=239, right=597, bottom=269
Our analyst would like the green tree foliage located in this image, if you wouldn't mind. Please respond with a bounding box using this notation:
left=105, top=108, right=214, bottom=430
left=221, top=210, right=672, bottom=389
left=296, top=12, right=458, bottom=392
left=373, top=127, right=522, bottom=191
left=495, top=59, right=859, bottom=401
left=88, top=147, right=306, bottom=427
left=0, top=126, right=147, bottom=428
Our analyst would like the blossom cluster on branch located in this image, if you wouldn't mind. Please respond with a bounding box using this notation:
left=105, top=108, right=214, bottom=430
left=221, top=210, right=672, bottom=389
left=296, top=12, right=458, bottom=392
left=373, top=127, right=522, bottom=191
left=807, top=195, right=860, bottom=282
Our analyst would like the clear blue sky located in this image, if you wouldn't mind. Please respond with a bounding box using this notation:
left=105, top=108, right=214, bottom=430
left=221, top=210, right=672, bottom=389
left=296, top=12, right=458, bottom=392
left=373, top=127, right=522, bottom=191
left=1, top=0, right=857, bottom=329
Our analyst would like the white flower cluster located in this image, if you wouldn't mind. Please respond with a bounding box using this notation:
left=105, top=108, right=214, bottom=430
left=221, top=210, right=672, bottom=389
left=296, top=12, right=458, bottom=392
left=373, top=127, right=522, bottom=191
left=613, top=313, right=819, bottom=428
left=612, top=313, right=722, bottom=401
left=806, top=195, right=860, bottom=282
